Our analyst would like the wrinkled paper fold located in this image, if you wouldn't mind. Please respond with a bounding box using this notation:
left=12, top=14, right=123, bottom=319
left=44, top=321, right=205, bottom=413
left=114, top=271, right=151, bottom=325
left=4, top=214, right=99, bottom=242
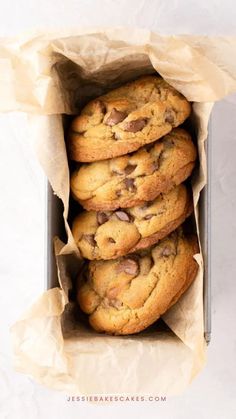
left=2, top=28, right=236, bottom=395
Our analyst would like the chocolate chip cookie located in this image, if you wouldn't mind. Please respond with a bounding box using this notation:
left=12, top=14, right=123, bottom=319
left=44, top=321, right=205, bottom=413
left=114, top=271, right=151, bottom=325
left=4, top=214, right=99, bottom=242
left=71, top=128, right=197, bottom=211
left=68, top=76, right=191, bottom=162
left=76, top=229, right=199, bottom=335
left=72, top=184, right=193, bottom=260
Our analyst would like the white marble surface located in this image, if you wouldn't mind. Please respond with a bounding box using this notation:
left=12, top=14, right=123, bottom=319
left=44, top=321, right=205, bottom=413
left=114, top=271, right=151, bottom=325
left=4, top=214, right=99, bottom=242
left=1, top=1, right=236, bottom=418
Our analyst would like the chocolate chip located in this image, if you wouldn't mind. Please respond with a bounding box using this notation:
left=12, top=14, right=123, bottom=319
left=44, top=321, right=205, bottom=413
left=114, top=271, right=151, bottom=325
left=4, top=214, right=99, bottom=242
left=164, top=109, right=175, bottom=124
left=105, top=108, right=127, bottom=126
left=151, top=161, right=159, bottom=172
left=97, top=212, right=109, bottom=225
left=162, top=246, right=175, bottom=257
left=124, top=164, right=137, bottom=175
left=108, top=237, right=116, bottom=243
left=116, top=190, right=122, bottom=197
left=83, top=234, right=96, bottom=246
left=115, top=211, right=130, bottom=222
left=117, top=258, right=140, bottom=276
left=124, top=118, right=148, bottom=133
left=144, top=214, right=154, bottom=220
left=124, top=178, right=136, bottom=192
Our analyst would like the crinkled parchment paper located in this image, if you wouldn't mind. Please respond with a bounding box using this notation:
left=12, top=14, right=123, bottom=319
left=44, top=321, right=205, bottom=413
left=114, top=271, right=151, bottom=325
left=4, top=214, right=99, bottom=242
left=1, top=28, right=236, bottom=395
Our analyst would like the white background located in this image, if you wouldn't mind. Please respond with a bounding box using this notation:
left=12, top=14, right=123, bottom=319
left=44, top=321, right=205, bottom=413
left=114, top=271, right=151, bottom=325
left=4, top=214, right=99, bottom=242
left=1, top=1, right=236, bottom=418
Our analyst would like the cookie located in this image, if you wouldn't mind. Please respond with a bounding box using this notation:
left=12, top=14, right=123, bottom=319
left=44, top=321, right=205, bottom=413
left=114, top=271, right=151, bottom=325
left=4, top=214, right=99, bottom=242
left=72, top=184, right=193, bottom=260
left=76, top=230, right=199, bottom=335
left=70, top=128, right=197, bottom=211
left=68, top=75, right=191, bottom=162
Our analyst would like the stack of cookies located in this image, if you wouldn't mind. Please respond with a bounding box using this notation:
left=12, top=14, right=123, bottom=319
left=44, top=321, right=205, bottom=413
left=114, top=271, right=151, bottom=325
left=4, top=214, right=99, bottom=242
left=68, top=76, right=199, bottom=335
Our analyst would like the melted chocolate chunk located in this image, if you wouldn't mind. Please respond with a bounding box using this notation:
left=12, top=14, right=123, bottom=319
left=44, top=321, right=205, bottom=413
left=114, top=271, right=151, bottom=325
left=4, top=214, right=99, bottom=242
left=124, top=118, right=148, bottom=133
left=162, top=246, right=176, bottom=257
left=115, top=211, right=130, bottom=222
left=105, top=108, right=127, bottom=126
left=117, top=258, right=140, bottom=276
left=164, top=109, right=175, bottom=124
left=124, top=164, right=137, bottom=175
left=97, top=212, right=109, bottom=225
left=151, top=160, right=159, bottom=172
left=144, top=214, right=154, bottom=220
left=83, top=234, right=96, bottom=247
left=124, top=178, right=136, bottom=192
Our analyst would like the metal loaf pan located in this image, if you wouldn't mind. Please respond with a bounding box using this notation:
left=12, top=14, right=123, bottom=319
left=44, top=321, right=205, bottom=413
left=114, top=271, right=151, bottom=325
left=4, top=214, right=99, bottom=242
left=45, top=122, right=211, bottom=345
